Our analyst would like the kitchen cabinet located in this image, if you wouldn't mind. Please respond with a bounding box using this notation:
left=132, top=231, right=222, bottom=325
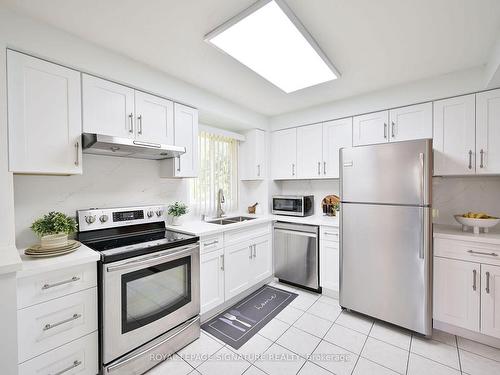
left=322, top=118, right=353, bottom=178
left=82, top=74, right=135, bottom=139
left=160, top=103, right=199, bottom=178
left=319, top=226, right=339, bottom=294
left=224, top=242, right=252, bottom=300
left=297, top=124, right=323, bottom=179
left=433, top=94, right=476, bottom=175
left=134, top=90, right=174, bottom=145
left=271, top=128, right=297, bottom=179
left=200, top=248, right=225, bottom=314
left=7, top=50, right=82, bottom=175
left=240, top=129, right=266, bottom=180
left=388, top=102, right=432, bottom=142
left=252, top=235, right=273, bottom=283
left=433, top=257, right=480, bottom=331
left=476, top=89, right=500, bottom=175
left=481, top=264, right=500, bottom=338
left=353, top=110, right=389, bottom=146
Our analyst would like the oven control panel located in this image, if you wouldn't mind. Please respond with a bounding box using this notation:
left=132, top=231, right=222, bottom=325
left=77, top=205, right=166, bottom=232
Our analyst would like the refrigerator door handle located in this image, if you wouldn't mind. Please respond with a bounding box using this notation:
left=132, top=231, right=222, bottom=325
left=419, top=208, right=424, bottom=259
left=419, top=152, right=425, bottom=206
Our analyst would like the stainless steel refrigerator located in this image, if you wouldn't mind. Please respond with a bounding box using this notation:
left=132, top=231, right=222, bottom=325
left=339, top=139, right=432, bottom=335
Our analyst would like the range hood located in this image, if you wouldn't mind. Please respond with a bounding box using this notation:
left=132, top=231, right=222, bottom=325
left=82, top=133, right=185, bottom=160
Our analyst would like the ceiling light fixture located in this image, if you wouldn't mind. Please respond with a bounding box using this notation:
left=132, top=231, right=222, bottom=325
left=205, top=0, right=339, bottom=93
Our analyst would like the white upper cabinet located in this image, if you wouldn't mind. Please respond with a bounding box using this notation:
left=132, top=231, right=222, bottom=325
left=323, top=118, right=353, bottom=178
left=271, top=128, right=297, bottom=180
left=433, top=95, right=476, bottom=176
left=297, top=124, right=323, bottom=179
left=7, top=51, right=82, bottom=175
left=389, top=102, right=432, bottom=142
left=172, top=103, right=199, bottom=178
left=476, top=89, right=500, bottom=175
left=240, top=129, right=266, bottom=180
left=82, top=74, right=135, bottom=138
left=353, top=110, right=389, bottom=146
left=134, top=91, right=174, bottom=145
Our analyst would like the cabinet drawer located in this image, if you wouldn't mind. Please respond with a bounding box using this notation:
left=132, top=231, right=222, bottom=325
left=18, top=287, right=98, bottom=363
left=19, top=331, right=98, bottom=375
left=320, top=226, right=339, bottom=242
left=225, top=223, right=271, bottom=246
left=17, top=262, right=97, bottom=309
left=434, top=238, right=500, bottom=266
left=200, top=233, right=223, bottom=254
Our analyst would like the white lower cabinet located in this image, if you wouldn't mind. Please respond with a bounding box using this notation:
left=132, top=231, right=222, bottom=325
left=200, top=249, right=225, bottom=314
left=199, top=224, right=273, bottom=314
left=319, top=226, right=339, bottom=294
left=434, top=236, right=500, bottom=339
left=18, top=332, right=98, bottom=375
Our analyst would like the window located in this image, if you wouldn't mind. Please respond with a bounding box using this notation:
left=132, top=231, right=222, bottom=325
left=190, top=131, right=239, bottom=215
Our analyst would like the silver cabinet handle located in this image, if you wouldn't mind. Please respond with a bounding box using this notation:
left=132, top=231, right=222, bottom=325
left=324, top=232, right=338, bottom=236
left=257, top=164, right=261, bottom=177
left=292, top=164, right=295, bottom=176
left=128, top=113, right=134, bottom=133
left=253, top=244, right=257, bottom=258
left=467, top=249, right=498, bottom=257
left=204, top=240, right=219, bottom=247
left=43, top=313, right=81, bottom=331
left=249, top=245, right=253, bottom=259
left=384, top=123, right=387, bottom=139
left=317, top=162, right=321, bottom=175
left=473, top=269, right=477, bottom=291
left=480, top=149, right=485, bottom=169
left=51, top=360, right=82, bottom=375
left=486, top=271, right=490, bottom=294
left=74, top=142, right=79, bottom=166
left=468, top=150, right=473, bottom=170
left=137, top=115, right=143, bottom=135
left=391, top=121, right=396, bottom=138
left=177, top=155, right=181, bottom=172
left=220, top=255, right=224, bottom=271
left=42, top=276, right=80, bottom=290
left=323, top=161, right=326, bottom=175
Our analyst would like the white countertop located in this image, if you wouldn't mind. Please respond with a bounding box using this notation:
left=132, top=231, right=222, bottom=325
left=165, top=213, right=339, bottom=236
left=0, top=245, right=22, bottom=275
left=433, top=224, right=500, bottom=245
left=17, top=243, right=100, bottom=278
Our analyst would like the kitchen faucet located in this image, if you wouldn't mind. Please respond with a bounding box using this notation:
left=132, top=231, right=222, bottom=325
left=216, top=188, right=225, bottom=218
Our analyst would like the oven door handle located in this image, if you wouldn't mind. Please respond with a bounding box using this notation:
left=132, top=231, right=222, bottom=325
left=106, top=244, right=198, bottom=273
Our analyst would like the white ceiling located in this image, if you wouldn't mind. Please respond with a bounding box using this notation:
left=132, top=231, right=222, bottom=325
left=4, top=0, right=500, bottom=116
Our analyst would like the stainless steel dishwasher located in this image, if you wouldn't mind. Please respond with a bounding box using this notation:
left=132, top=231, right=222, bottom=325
left=274, top=221, right=320, bottom=292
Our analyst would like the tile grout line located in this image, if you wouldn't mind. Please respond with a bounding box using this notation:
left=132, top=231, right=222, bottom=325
left=455, top=335, right=463, bottom=374
left=349, top=319, right=374, bottom=375
left=405, top=334, right=413, bottom=375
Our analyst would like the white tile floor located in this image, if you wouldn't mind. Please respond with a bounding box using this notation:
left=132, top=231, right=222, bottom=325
left=147, top=282, right=500, bottom=375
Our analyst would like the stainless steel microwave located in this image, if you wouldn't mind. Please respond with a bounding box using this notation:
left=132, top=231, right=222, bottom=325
left=272, top=195, right=314, bottom=217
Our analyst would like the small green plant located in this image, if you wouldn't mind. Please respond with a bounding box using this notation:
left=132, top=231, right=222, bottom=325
left=31, top=212, right=77, bottom=237
left=168, top=202, right=189, bottom=217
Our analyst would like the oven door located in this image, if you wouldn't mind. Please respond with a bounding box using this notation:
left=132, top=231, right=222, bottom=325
left=102, top=243, right=200, bottom=364
left=272, top=197, right=304, bottom=216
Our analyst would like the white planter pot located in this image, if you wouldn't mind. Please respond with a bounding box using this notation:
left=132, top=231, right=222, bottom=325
left=170, top=216, right=184, bottom=226
left=40, top=233, right=69, bottom=249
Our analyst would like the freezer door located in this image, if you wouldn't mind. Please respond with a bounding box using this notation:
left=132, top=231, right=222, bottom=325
left=339, top=203, right=432, bottom=335
left=340, top=139, right=432, bottom=205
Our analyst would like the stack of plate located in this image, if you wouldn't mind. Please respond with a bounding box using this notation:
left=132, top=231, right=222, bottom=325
left=25, top=240, right=81, bottom=258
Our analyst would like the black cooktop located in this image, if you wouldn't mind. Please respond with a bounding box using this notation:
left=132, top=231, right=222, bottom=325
left=78, top=222, right=199, bottom=263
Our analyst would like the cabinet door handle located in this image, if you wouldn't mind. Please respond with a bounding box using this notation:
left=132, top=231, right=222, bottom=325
left=472, top=269, right=477, bottom=291
left=52, top=360, right=82, bottom=375
left=384, top=123, right=388, bottom=139
left=42, top=276, right=80, bottom=290
left=257, top=164, right=261, bottom=177
left=74, top=142, right=79, bottom=166
left=177, top=155, right=181, bottom=172
left=468, top=150, right=473, bottom=170
left=128, top=113, right=134, bottom=133
left=253, top=244, right=257, bottom=258
left=220, top=255, right=224, bottom=271
left=204, top=240, right=219, bottom=247
left=391, top=121, right=396, bottom=138
left=324, top=232, right=338, bottom=236
left=292, top=164, right=295, bottom=176
left=480, top=149, right=485, bottom=169
left=323, top=161, right=326, bottom=175
left=317, top=162, right=321, bottom=175
left=137, top=115, right=143, bottom=135
left=467, top=249, right=498, bottom=257
left=249, top=245, right=253, bottom=259
left=43, top=313, right=82, bottom=331
left=486, top=271, right=490, bottom=294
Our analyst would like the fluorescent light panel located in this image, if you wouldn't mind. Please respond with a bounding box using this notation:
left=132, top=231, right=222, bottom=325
left=205, top=0, right=339, bottom=93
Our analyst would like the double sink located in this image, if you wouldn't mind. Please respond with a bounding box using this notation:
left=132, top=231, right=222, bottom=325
left=207, top=216, right=256, bottom=225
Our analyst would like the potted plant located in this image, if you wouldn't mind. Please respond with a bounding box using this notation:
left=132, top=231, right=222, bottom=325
left=31, top=211, right=77, bottom=248
left=168, top=202, right=189, bottom=226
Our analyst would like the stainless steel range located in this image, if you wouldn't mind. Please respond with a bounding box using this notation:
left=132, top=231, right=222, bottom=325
left=77, top=205, right=200, bottom=375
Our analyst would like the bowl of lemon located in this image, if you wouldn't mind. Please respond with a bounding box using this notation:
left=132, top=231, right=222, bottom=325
left=454, top=212, right=500, bottom=234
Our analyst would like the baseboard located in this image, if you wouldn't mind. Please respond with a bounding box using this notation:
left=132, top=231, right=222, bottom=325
left=201, top=276, right=274, bottom=323
left=434, top=320, right=500, bottom=348
left=321, top=287, right=339, bottom=299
